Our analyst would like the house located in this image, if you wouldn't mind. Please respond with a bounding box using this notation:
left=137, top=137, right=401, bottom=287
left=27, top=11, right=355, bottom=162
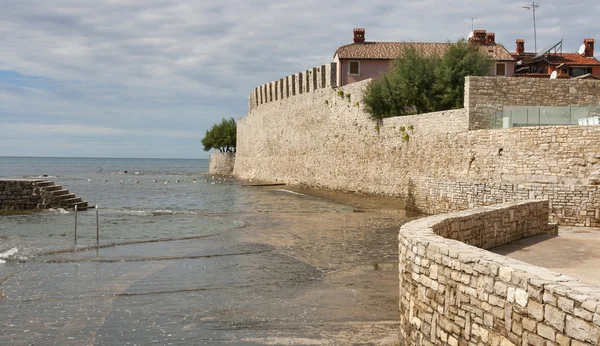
left=333, top=28, right=515, bottom=87
left=511, top=38, right=600, bottom=78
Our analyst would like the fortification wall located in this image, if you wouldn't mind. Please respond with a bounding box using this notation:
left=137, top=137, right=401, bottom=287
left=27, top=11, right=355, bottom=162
left=398, top=200, right=600, bottom=345
left=208, top=152, right=235, bottom=175
left=248, top=62, right=337, bottom=112
left=466, top=76, right=600, bottom=130
left=236, top=78, right=600, bottom=225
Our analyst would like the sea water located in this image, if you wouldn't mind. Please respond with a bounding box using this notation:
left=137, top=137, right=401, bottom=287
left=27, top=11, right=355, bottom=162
left=0, top=157, right=409, bottom=345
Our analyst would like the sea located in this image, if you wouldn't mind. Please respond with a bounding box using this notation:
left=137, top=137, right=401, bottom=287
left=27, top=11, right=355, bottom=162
left=0, top=156, right=411, bottom=345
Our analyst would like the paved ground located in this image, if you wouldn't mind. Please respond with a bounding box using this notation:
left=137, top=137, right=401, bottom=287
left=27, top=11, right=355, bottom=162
left=491, top=226, right=600, bottom=286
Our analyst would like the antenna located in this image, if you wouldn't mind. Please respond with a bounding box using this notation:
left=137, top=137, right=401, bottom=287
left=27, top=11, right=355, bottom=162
left=550, top=71, right=557, bottom=79
left=523, top=2, right=539, bottom=52
left=578, top=44, right=586, bottom=55
left=470, top=17, right=478, bottom=32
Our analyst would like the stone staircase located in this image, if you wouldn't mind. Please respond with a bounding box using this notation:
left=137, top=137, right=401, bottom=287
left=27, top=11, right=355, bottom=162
left=34, top=180, right=90, bottom=211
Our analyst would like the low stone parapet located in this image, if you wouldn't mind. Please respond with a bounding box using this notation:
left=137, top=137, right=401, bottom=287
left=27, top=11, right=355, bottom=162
left=399, top=200, right=600, bottom=345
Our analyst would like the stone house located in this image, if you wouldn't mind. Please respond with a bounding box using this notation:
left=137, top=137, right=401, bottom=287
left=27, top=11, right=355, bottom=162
left=333, top=28, right=515, bottom=87
left=511, top=38, right=600, bottom=78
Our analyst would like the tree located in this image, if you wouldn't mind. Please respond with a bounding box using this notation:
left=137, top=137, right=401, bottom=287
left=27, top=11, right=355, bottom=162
left=362, top=39, right=492, bottom=120
left=433, top=39, right=493, bottom=110
left=201, top=118, right=236, bottom=152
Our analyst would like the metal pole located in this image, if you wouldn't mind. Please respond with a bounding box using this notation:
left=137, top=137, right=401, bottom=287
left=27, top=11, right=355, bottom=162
left=96, top=205, right=99, bottom=243
left=532, top=5, right=537, bottom=52
left=74, top=204, right=78, bottom=244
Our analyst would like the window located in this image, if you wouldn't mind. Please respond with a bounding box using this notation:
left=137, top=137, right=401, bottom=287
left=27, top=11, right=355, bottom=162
left=496, top=63, right=506, bottom=76
left=570, top=67, right=592, bottom=77
left=349, top=61, right=360, bottom=75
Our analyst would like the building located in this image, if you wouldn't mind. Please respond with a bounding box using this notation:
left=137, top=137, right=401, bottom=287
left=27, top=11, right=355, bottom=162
left=511, top=38, right=600, bottom=78
left=333, top=28, right=515, bottom=87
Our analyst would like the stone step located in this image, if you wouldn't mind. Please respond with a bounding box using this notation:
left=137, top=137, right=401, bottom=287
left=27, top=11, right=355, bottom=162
left=35, top=181, right=54, bottom=187
left=44, top=185, right=63, bottom=192
left=59, top=193, right=76, bottom=200
left=52, top=189, right=70, bottom=196
left=71, top=201, right=88, bottom=210
left=63, top=197, right=82, bottom=205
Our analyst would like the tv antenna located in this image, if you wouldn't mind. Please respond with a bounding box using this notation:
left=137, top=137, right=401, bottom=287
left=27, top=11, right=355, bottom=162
left=578, top=43, right=586, bottom=55
left=523, top=2, right=539, bottom=52
left=470, top=17, right=478, bottom=32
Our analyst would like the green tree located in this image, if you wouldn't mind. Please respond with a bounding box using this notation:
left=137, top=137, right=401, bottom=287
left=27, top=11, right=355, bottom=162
left=433, top=39, right=493, bottom=110
left=201, top=118, right=237, bottom=152
left=362, top=39, right=492, bottom=120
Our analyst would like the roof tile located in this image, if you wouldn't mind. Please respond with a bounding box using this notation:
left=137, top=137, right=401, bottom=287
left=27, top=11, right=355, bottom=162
left=335, top=42, right=515, bottom=61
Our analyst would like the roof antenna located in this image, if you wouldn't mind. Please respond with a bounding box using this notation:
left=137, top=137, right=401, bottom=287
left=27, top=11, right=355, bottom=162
left=470, top=17, right=478, bottom=32
left=523, top=2, right=539, bottom=52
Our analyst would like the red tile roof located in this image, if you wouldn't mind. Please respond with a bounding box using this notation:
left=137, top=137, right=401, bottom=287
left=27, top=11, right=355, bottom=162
left=510, top=52, right=600, bottom=66
left=334, top=42, right=515, bottom=61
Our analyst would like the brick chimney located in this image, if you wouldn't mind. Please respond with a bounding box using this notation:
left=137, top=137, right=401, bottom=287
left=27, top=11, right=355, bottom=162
left=353, top=28, right=365, bottom=44
left=516, top=39, right=525, bottom=55
left=473, top=30, right=486, bottom=44
left=584, top=38, right=595, bottom=57
left=485, top=32, right=495, bottom=45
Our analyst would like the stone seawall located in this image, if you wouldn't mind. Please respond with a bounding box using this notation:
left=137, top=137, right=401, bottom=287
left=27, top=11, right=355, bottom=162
left=235, top=78, right=600, bottom=225
left=0, top=179, right=89, bottom=211
left=208, top=152, right=235, bottom=174
left=399, top=200, right=600, bottom=345
left=410, top=177, right=600, bottom=227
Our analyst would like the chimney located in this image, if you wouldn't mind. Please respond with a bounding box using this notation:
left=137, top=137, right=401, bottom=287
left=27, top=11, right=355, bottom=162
left=516, top=39, right=525, bottom=55
left=485, top=32, right=495, bottom=45
left=584, top=38, right=595, bottom=57
left=473, top=30, right=487, bottom=44
left=353, top=28, right=365, bottom=44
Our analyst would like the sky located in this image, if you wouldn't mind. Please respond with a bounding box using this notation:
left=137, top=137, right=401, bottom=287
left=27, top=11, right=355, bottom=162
left=0, top=1, right=598, bottom=159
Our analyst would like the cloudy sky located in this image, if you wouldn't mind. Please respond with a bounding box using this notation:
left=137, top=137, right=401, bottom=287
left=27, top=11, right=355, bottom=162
left=0, top=1, right=597, bottom=158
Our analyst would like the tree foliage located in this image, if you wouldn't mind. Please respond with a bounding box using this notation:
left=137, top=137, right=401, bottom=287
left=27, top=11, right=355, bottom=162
left=363, top=39, right=493, bottom=120
left=201, top=118, right=236, bottom=152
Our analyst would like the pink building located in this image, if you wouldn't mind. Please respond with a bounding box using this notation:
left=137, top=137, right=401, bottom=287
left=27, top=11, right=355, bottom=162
left=333, top=28, right=516, bottom=87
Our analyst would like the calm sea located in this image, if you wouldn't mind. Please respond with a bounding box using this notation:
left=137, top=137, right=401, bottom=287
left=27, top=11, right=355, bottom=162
left=0, top=156, right=408, bottom=344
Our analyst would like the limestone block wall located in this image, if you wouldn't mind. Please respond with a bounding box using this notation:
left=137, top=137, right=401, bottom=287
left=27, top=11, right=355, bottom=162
left=248, top=62, right=337, bottom=111
left=208, top=152, right=235, bottom=174
left=409, top=177, right=600, bottom=227
left=399, top=200, right=600, bottom=345
left=236, top=78, right=600, bottom=226
left=0, top=180, right=44, bottom=210
left=236, top=79, right=470, bottom=196
left=466, top=76, right=600, bottom=130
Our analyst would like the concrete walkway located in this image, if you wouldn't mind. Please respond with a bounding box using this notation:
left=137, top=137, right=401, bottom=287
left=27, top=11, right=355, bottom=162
left=491, top=226, right=600, bottom=286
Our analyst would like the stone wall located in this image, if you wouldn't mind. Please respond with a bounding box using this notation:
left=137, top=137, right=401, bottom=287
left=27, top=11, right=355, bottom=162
left=0, top=179, right=45, bottom=210
left=0, top=179, right=88, bottom=210
left=236, top=78, right=600, bottom=225
left=466, top=76, right=600, bottom=130
left=398, top=200, right=600, bottom=345
left=409, top=177, right=600, bottom=227
left=248, top=62, right=337, bottom=111
left=208, top=152, right=235, bottom=174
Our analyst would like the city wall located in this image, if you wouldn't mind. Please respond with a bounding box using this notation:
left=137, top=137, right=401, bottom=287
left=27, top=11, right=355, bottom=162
left=398, top=200, right=600, bottom=345
left=208, top=152, right=235, bottom=175
left=236, top=76, right=600, bottom=225
left=248, top=63, right=337, bottom=112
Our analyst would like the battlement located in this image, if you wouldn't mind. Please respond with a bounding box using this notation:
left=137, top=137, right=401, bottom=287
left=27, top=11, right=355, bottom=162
left=248, top=62, right=337, bottom=111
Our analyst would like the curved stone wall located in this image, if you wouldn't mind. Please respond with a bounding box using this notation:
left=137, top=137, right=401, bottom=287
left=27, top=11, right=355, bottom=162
left=399, top=200, right=600, bottom=345
left=208, top=152, right=235, bottom=174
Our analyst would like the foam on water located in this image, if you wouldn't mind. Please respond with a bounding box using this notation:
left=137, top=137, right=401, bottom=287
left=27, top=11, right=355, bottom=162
left=0, top=247, right=19, bottom=263
left=273, top=189, right=307, bottom=197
